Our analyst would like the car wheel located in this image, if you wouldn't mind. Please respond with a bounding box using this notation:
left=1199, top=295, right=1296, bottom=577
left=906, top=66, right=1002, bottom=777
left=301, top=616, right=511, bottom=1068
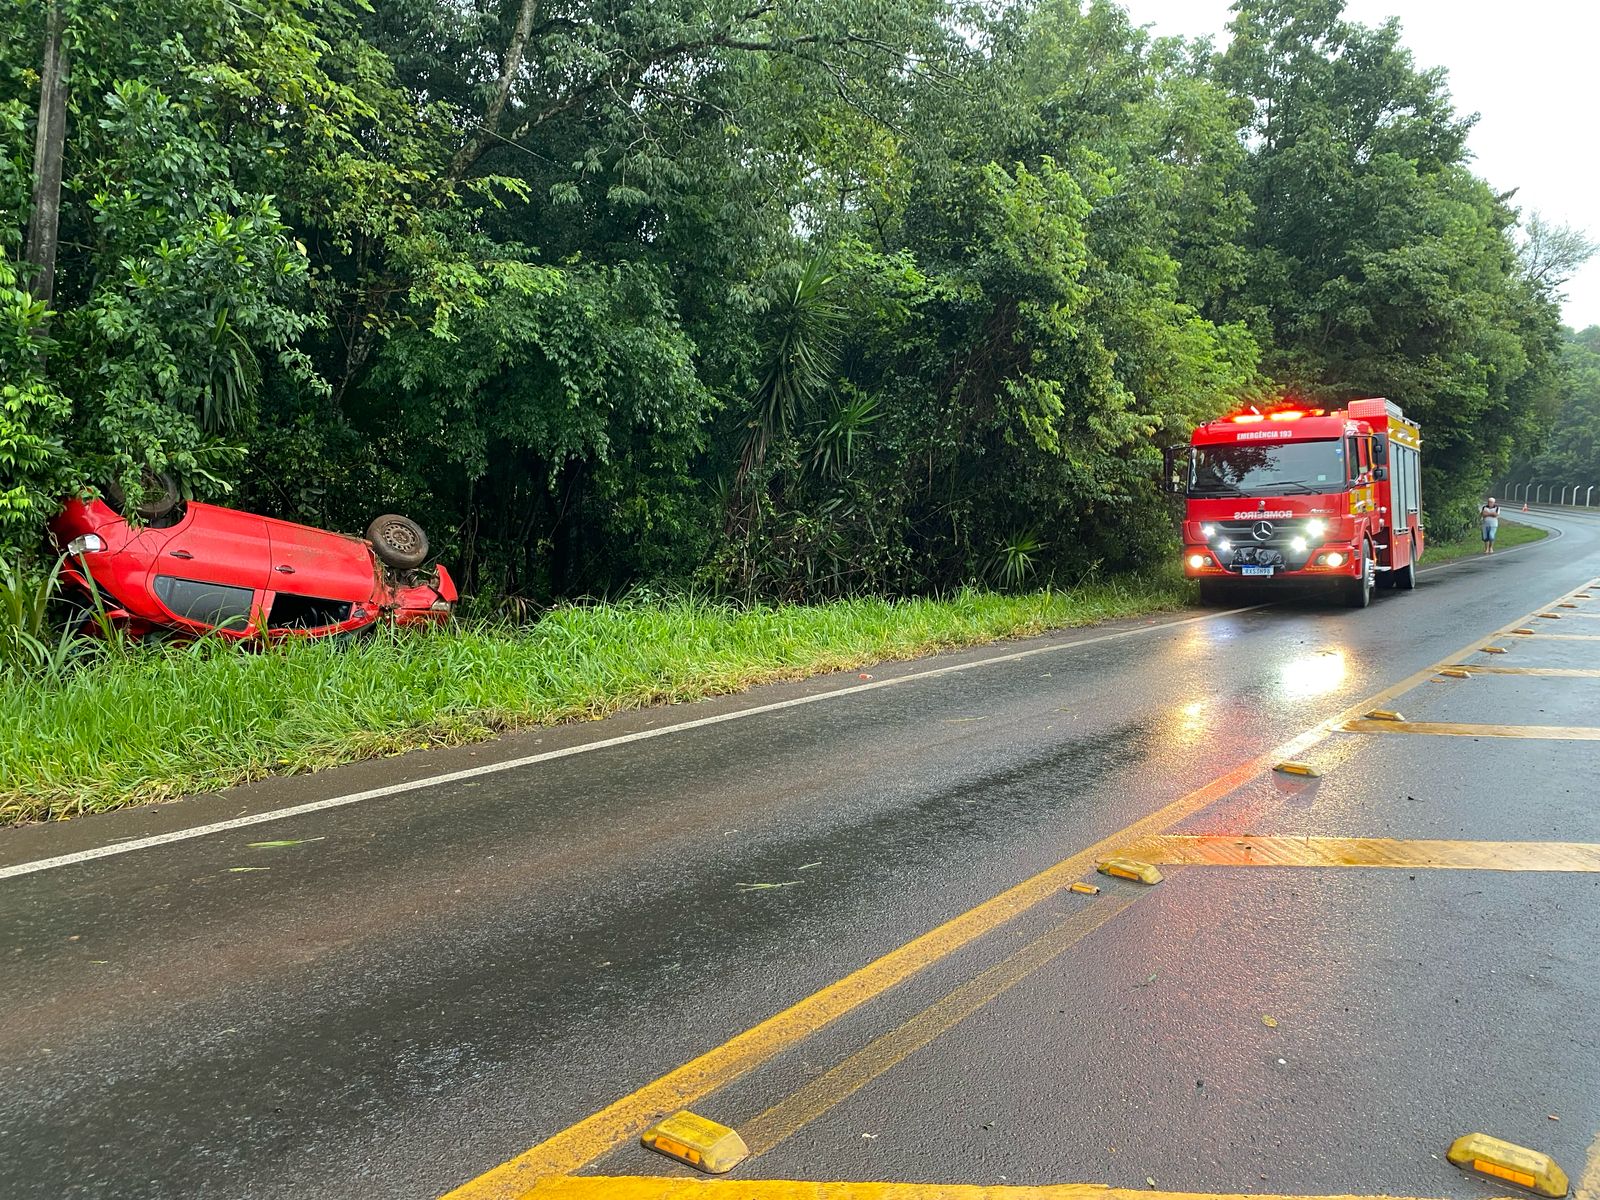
left=366, top=514, right=430, bottom=570
left=104, top=471, right=180, bottom=520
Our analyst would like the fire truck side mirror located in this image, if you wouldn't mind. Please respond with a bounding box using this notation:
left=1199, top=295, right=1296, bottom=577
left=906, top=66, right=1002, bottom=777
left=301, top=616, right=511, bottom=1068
left=1372, top=465, right=1388, bottom=481
left=1371, top=434, right=1389, bottom=465
left=1161, top=445, right=1187, bottom=494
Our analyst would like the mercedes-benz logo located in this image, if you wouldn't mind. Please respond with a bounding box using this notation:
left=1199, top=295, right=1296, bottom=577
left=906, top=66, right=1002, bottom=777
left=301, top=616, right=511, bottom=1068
left=1252, top=520, right=1275, bottom=541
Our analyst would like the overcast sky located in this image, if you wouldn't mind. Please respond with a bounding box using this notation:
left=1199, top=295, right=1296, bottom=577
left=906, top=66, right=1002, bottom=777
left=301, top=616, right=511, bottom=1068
left=1118, top=0, right=1600, bottom=331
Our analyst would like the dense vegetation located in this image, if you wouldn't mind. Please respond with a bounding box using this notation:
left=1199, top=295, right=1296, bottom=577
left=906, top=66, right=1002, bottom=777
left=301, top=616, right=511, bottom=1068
left=1508, top=326, right=1600, bottom=495
left=2, top=0, right=1586, bottom=604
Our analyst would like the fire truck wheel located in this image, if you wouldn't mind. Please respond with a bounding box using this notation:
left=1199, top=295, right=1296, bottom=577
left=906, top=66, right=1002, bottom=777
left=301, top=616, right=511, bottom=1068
left=1392, top=535, right=1417, bottom=591
left=1344, top=540, right=1374, bottom=608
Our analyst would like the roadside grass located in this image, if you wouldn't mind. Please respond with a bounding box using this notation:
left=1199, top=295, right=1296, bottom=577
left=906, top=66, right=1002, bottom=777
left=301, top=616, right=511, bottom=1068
left=0, top=575, right=1188, bottom=824
left=1422, top=518, right=1546, bottom=565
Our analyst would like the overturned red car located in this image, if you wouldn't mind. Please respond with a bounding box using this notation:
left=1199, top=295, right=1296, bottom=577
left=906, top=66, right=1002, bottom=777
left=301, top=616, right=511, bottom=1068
left=49, top=478, right=457, bottom=642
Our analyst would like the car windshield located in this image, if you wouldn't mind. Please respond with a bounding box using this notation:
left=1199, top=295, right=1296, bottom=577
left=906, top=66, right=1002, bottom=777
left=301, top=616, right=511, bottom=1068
left=1188, top=439, right=1347, bottom=497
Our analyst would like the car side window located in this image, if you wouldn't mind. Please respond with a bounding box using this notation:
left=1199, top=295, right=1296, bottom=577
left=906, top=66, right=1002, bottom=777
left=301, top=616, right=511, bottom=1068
left=266, top=594, right=353, bottom=630
left=152, top=576, right=255, bottom=630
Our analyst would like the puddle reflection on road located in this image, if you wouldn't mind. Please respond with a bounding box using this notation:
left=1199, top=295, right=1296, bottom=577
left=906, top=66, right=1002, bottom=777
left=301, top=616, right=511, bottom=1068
left=1276, top=648, right=1349, bottom=700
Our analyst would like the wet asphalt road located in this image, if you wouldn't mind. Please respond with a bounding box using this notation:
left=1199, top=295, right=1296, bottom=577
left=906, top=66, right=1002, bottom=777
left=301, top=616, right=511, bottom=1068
left=3, top=510, right=1599, bottom=1199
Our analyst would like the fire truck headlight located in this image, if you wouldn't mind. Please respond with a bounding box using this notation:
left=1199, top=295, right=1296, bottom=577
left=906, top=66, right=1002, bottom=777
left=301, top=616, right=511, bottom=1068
left=1200, top=523, right=1216, bottom=538
left=1290, top=536, right=1308, bottom=552
left=1217, top=538, right=1231, bottom=552
left=1306, top=518, right=1327, bottom=537
left=1187, top=553, right=1207, bottom=569
left=1324, top=552, right=1345, bottom=568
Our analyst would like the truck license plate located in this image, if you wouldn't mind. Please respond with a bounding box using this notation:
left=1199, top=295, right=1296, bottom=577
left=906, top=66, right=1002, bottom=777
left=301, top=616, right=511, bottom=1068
left=1241, top=566, right=1275, bottom=577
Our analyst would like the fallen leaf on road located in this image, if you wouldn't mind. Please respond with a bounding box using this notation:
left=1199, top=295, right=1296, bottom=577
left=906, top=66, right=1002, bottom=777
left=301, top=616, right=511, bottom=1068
left=228, top=866, right=271, bottom=873
left=798, top=862, right=823, bottom=870
left=1146, top=1178, right=1157, bottom=1188
left=1262, top=1015, right=1279, bottom=1028
left=247, top=837, right=326, bottom=849
left=1134, top=973, right=1158, bottom=988
left=736, top=881, right=800, bottom=891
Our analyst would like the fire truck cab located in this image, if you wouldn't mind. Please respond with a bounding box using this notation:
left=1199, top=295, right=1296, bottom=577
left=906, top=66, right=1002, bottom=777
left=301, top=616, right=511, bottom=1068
left=1179, top=398, right=1423, bottom=608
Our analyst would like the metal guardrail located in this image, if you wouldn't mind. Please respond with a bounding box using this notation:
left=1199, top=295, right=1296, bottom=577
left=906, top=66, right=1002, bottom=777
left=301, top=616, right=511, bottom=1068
left=1502, top=481, right=1597, bottom=507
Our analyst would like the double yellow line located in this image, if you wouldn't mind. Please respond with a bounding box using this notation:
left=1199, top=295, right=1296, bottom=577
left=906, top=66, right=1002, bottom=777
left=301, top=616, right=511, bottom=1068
left=443, top=578, right=1600, bottom=1200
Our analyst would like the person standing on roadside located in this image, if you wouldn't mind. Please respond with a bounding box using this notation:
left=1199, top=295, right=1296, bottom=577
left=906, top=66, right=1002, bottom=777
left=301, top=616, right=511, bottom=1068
left=1480, top=496, right=1501, bottom=554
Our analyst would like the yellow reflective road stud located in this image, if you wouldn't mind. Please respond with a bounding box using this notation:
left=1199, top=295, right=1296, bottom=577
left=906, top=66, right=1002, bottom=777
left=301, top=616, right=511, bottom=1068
left=1447, top=1132, right=1569, bottom=1197
left=640, top=1111, right=749, bottom=1174
left=1097, top=858, right=1163, bottom=884
left=1364, top=709, right=1405, bottom=721
left=1274, top=761, right=1321, bottom=777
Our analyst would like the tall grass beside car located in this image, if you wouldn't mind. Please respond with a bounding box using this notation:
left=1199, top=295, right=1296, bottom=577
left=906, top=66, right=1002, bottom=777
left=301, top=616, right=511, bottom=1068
left=0, top=574, right=1186, bottom=823
left=0, top=555, right=131, bottom=682
left=0, top=556, right=90, bottom=681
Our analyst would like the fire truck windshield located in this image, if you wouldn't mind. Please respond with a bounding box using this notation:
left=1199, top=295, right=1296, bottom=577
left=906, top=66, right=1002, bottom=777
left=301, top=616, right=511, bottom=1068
left=1188, top=439, right=1346, bottom=497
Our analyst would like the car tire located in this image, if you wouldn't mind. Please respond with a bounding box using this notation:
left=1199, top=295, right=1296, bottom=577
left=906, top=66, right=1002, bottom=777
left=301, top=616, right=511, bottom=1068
left=367, top=514, right=430, bottom=570
left=104, top=471, right=180, bottom=520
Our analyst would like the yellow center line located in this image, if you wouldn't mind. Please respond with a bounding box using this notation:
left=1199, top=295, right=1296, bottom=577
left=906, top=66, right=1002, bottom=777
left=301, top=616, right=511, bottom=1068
left=1450, top=666, right=1600, bottom=677
left=441, top=752, right=1277, bottom=1200
left=739, top=894, right=1139, bottom=1159
left=440, top=583, right=1595, bottom=1200
left=1114, top=835, right=1600, bottom=872
left=516, top=1179, right=1481, bottom=1200
left=1341, top=719, right=1600, bottom=739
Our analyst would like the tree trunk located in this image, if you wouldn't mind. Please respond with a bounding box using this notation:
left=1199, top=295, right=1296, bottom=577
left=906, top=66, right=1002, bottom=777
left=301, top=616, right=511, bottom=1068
left=24, top=0, right=69, bottom=317
left=448, top=0, right=540, bottom=181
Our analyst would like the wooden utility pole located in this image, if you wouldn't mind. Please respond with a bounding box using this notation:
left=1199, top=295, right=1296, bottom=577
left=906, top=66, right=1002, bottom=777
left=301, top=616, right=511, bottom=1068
left=23, top=0, right=69, bottom=313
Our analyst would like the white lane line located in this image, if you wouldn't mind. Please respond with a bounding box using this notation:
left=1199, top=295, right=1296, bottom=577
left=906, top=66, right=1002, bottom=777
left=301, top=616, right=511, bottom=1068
left=0, top=607, right=1253, bottom=882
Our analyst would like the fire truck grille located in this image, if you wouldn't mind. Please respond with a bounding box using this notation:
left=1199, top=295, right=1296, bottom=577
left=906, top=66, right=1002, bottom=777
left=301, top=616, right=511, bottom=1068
left=1216, top=520, right=1303, bottom=546
left=1211, top=518, right=1323, bottom=573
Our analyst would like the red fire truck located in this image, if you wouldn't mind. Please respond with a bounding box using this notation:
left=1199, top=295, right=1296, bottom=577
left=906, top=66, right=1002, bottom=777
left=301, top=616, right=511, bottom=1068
left=1178, top=398, right=1423, bottom=608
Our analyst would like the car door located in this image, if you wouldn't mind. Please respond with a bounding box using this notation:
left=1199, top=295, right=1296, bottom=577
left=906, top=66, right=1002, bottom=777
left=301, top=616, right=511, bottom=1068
left=147, top=504, right=272, bottom=634
left=263, top=518, right=381, bottom=632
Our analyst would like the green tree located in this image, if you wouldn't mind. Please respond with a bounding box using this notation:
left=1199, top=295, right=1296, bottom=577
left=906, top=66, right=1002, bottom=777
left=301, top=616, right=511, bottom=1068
left=1215, top=0, right=1567, bottom=537
left=1510, top=327, right=1600, bottom=494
